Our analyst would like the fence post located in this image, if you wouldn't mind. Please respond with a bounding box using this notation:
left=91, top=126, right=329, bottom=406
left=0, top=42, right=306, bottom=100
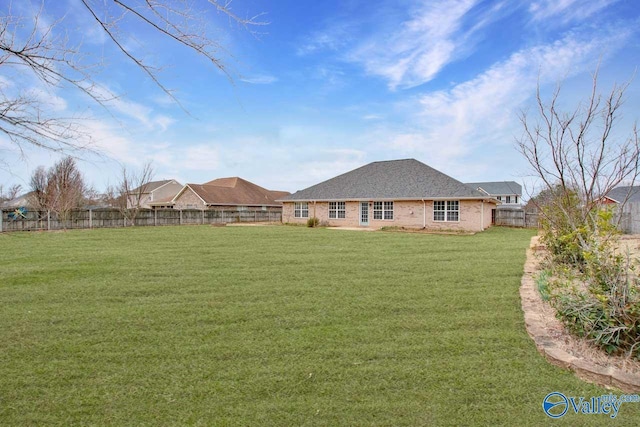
left=202, top=209, right=205, bottom=225
left=222, top=210, right=225, bottom=223
left=154, top=209, right=157, bottom=227
left=47, top=210, right=51, bottom=231
left=179, top=210, right=182, bottom=225
left=89, top=209, right=93, bottom=229
left=0, top=209, right=3, bottom=232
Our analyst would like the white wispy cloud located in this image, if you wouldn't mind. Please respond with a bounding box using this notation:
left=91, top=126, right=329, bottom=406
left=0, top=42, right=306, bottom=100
left=180, top=145, right=221, bottom=171
left=297, top=22, right=355, bottom=56
left=89, top=85, right=176, bottom=131
left=529, top=0, right=620, bottom=23
left=29, top=87, right=68, bottom=112
left=348, top=0, right=480, bottom=89
left=380, top=24, right=634, bottom=172
left=240, top=74, right=278, bottom=84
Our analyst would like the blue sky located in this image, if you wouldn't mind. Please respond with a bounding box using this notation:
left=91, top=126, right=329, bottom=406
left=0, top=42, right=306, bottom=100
left=1, top=0, right=640, bottom=199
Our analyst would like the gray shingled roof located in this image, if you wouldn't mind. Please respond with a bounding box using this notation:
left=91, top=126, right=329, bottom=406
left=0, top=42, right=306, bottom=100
left=281, top=159, right=489, bottom=201
left=466, top=181, right=522, bottom=196
left=606, top=186, right=640, bottom=203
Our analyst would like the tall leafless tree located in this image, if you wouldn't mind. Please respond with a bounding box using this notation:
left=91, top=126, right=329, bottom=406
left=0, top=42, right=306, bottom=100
left=517, top=69, right=640, bottom=238
left=29, top=156, right=87, bottom=222
left=107, top=160, right=155, bottom=226
left=1, top=1, right=265, bottom=157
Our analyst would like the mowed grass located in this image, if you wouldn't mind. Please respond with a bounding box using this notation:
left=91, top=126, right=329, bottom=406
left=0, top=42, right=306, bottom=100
left=1, top=225, right=637, bottom=425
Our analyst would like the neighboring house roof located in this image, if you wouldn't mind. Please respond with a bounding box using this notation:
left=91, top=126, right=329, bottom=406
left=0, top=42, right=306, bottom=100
left=605, top=186, right=640, bottom=203
left=465, top=181, right=522, bottom=196
left=130, top=179, right=179, bottom=194
left=0, top=191, right=37, bottom=209
left=174, top=177, right=289, bottom=206
left=147, top=196, right=176, bottom=206
left=281, top=159, right=494, bottom=202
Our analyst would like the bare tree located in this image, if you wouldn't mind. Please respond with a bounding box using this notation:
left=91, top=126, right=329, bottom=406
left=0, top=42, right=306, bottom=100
left=517, top=69, right=640, bottom=241
left=1, top=1, right=265, bottom=156
left=0, top=183, right=22, bottom=204
left=518, top=70, right=640, bottom=358
left=29, top=156, right=87, bottom=223
left=47, top=156, right=87, bottom=221
left=112, top=161, right=155, bottom=226
left=29, top=165, right=50, bottom=210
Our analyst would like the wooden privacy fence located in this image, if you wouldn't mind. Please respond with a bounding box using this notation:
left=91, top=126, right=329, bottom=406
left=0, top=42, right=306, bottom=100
left=494, top=209, right=539, bottom=228
left=616, top=202, right=640, bottom=234
left=0, top=208, right=282, bottom=232
left=493, top=203, right=640, bottom=234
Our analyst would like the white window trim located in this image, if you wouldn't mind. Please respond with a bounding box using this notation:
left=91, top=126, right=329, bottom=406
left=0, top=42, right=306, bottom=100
left=294, top=202, right=309, bottom=218
left=373, top=201, right=394, bottom=221
left=434, top=200, right=460, bottom=222
left=328, top=201, right=346, bottom=219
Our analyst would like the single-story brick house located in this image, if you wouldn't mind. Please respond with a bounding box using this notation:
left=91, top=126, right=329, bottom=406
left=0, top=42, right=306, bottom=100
left=278, top=159, right=499, bottom=232
left=171, top=177, right=289, bottom=211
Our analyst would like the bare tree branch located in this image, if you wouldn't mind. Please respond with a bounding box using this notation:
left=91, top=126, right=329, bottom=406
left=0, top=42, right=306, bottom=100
left=517, top=67, right=640, bottom=234
left=0, top=0, right=265, bottom=157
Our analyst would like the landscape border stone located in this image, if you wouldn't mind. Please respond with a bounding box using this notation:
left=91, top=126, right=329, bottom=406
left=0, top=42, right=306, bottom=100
left=520, top=236, right=640, bottom=393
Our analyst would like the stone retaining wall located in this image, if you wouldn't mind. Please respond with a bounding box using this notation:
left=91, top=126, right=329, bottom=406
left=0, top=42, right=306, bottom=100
left=520, top=237, right=640, bottom=393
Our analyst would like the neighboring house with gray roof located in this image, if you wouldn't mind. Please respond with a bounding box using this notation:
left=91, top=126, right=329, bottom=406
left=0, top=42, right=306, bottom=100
left=603, top=186, right=640, bottom=204
left=127, top=179, right=183, bottom=209
left=279, top=159, right=498, bottom=232
left=0, top=191, right=37, bottom=210
left=466, top=181, right=522, bottom=209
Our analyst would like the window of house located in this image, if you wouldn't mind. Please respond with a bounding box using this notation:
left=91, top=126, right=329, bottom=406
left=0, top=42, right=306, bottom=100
left=496, top=196, right=502, bottom=201
left=294, top=202, right=309, bottom=218
left=329, top=201, right=346, bottom=219
left=373, top=201, right=393, bottom=220
left=384, top=201, right=394, bottom=220
left=434, top=200, right=459, bottom=222
left=446, top=201, right=459, bottom=221
left=506, top=196, right=511, bottom=204
left=373, top=201, right=383, bottom=220
left=515, top=196, right=519, bottom=204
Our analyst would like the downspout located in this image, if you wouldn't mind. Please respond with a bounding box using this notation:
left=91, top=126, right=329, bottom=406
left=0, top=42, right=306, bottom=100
left=422, top=199, right=426, bottom=228
left=481, top=200, right=484, bottom=231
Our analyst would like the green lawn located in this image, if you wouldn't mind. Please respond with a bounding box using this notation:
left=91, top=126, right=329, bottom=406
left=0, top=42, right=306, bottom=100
left=1, top=225, right=637, bottom=425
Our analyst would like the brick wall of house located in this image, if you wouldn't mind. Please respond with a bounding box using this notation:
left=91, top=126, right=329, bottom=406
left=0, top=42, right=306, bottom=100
left=283, top=200, right=495, bottom=231
left=173, top=188, right=204, bottom=210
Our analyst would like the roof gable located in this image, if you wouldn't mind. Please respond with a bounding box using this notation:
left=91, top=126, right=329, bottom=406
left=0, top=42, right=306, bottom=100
left=131, top=179, right=180, bottom=194
left=606, top=186, right=640, bottom=203
left=282, top=159, right=488, bottom=201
